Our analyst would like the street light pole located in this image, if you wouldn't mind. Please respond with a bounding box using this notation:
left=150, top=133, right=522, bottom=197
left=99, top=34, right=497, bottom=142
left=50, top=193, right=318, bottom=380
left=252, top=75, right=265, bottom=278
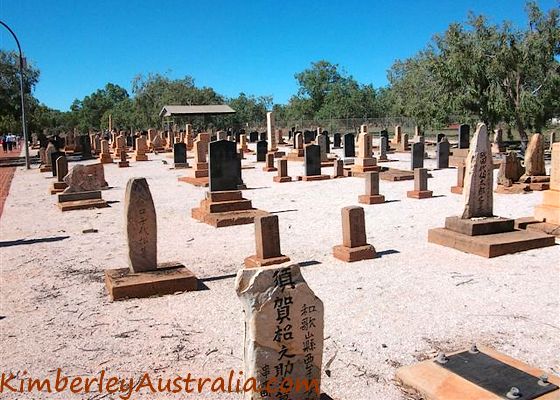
left=0, top=20, right=30, bottom=169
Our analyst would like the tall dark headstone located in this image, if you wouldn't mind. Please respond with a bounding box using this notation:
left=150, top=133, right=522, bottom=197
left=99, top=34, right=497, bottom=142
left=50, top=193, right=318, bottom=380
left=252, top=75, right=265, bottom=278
left=305, top=144, right=321, bottom=176
left=344, top=133, right=356, bottom=157
left=173, top=143, right=187, bottom=167
left=79, top=136, right=93, bottom=160
left=411, top=142, right=424, bottom=170
left=208, top=140, right=241, bottom=192
left=51, top=151, right=65, bottom=177
left=333, top=133, right=342, bottom=148
left=437, top=133, right=446, bottom=143
left=380, top=130, right=389, bottom=150
left=249, top=131, right=259, bottom=143
left=259, top=132, right=266, bottom=141
left=436, top=140, right=450, bottom=169
left=303, top=130, right=314, bottom=144
left=126, top=135, right=133, bottom=147
left=323, top=131, right=330, bottom=153
left=458, top=124, right=470, bottom=149
left=256, top=140, right=267, bottom=162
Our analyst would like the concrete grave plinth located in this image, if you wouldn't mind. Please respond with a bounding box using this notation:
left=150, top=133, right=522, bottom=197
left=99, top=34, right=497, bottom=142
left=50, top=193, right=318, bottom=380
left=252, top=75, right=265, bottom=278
left=515, top=217, right=560, bottom=238
left=396, top=346, right=560, bottom=400
left=407, top=168, right=433, bottom=199
left=299, top=174, right=331, bottom=181
left=191, top=190, right=269, bottom=227
left=428, top=222, right=555, bottom=258
left=57, top=190, right=108, bottom=211
left=105, top=263, right=197, bottom=301
left=177, top=176, right=209, bottom=187
left=49, top=181, right=68, bottom=194
left=407, top=190, right=433, bottom=199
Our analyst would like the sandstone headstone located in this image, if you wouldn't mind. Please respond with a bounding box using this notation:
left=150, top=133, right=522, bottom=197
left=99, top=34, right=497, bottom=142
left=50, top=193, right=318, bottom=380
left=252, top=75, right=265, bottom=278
left=244, top=215, right=290, bottom=267
left=524, top=133, right=546, bottom=176
left=51, top=151, right=65, bottom=177
left=333, top=159, right=344, bottom=178
left=235, top=264, right=323, bottom=400
left=266, top=112, right=277, bottom=152
left=462, top=123, right=493, bottom=219
left=63, top=163, right=108, bottom=193
left=497, top=151, right=524, bottom=187
left=125, top=178, right=157, bottom=273
left=395, top=125, right=402, bottom=144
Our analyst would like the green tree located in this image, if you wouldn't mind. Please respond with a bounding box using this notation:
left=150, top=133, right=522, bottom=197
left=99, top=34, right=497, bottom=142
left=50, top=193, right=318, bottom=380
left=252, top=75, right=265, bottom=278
left=0, top=50, right=40, bottom=132
left=227, top=93, right=272, bottom=128
left=70, top=83, right=129, bottom=131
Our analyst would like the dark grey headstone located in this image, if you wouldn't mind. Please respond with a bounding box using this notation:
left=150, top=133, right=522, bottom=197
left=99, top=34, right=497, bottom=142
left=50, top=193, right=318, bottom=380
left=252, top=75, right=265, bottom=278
left=303, top=131, right=314, bottom=144
left=256, top=140, right=267, bottom=162
left=79, top=136, right=93, bottom=160
left=259, top=132, right=266, bottom=141
left=380, top=130, right=389, bottom=149
left=249, top=131, right=259, bottom=142
left=344, top=134, right=355, bottom=157
left=411, top=142, right=424, bottom=170
left=459, top=124, right=470, bottom=149
left=323, top=132, right=330, bottom=153
left=437, top=133, right=446, bottom=143
left=51, top=151, right=65, bottom=177
left=333, top=133, right=341, bottom=148
left=436, top=140, right=450, bottom=169
left=173, top=143, right=187, bottom=165
left=305, top=144, right=321, bottom=176
left=126, top=135, right=133, bottom=147
left=209, top=140, right=241, bottom=192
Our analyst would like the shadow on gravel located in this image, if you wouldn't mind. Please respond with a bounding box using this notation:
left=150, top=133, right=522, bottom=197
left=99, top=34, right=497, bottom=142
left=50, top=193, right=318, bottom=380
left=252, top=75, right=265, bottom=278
left=376, top=249, right=400, bottom=257
left=0, top=235, right=70, bottom=248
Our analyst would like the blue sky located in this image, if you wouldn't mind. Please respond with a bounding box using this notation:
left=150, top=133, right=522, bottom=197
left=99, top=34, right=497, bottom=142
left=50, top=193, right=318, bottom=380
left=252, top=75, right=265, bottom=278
left=1, top=0, right=557, bottom=111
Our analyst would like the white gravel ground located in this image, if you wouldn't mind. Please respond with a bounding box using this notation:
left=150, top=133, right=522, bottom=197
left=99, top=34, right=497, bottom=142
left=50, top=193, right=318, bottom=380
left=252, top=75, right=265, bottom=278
left=1, top=143, right=559, bottom=399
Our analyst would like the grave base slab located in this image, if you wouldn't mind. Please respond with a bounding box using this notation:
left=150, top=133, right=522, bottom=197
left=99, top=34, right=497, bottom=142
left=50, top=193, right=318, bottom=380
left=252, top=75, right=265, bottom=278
left=105, top=263, right=197, bottom=301
left=178, top=176, right=209, bottom=187
left=134, top=154, right=148, bottom=161
left=243, top=254, right=291, bottom=268
left=333, top=244, right=377, bottom=262
left=40, top=165, right=52, bottom=173
left=495, top=183, right=531, bottom=194
left=407, top=190, right=433, bottom=199
left=516, top=217, right=560, bottom=238
left=299, top=175, right=331, bottom=181
left=173, top=163, right=190, bottom=169
left=262, top=167, right=278, bottom=172
left=273, top=176, right=292, bottom=183
left=99, top=154, right=113, bottom=164
left=534, top=202, right=560, bottom=225
left=191, top=190, right=269, bottom=227
left=57, top=198, right=108, bottom=212
left=396, top=346, right=560, bottom=400
left=358, top=194, right=386, bottom=204
left=118, top=161, right=130, bottom=168
left=450, top=186, right=464, bottom=194
left=49, top=182, right=68, bottom=194
left=445, top=216, right=515, bottom=236
left=427, top=227, right=555, bottom=258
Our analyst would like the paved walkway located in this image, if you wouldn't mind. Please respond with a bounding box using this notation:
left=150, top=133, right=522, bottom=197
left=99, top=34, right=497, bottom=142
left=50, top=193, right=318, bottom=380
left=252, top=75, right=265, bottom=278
left=0, top=146, right=25, bottom=219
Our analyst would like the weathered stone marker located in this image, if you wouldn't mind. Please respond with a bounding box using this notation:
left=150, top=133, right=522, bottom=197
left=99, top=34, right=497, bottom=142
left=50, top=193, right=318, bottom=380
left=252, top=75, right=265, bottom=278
left=462, top=123, right=493, bottom=219
left=522, top=133, right=546, bottom=178
left=244, top=215, right=290, bottom=267
left=118, top=150, right=130, bottom=168
left=134, top=137, right=149, bottom=161
left=436, top=139, right=450, bottom=169
left=99, top=139, right=113, bottom=164
left=333, top=206, right=376, bottom=262
left=263, top=153, right=277, bottom=172
left=50, top=151, right=65, bottom=177
left=359, top=172, right=385, bottom=204
left=407, top=168, right=433, bottom=199
left=57, top=163, right=109, bottom=211
left=266, top=112, right=277, bottom=153
left=333, top=159, right=344, bottom=178
left=451, top=163, right=466, bottom=194
left=429, top=123, right=555, bottom=257
left=534, top=142, right=560, bottom=226
left=378, top=136, right=388, bottom=161
left=351, top=125, right=378, bottom=174
left=104, top=178, right=197, bottom=300
left=235, top=264, right=323, bottom=400
left=50, top=156, right=69, bottom=194
left=273, top=159, right=292, bottom=183
left=411, top=142, right=424, bottom=170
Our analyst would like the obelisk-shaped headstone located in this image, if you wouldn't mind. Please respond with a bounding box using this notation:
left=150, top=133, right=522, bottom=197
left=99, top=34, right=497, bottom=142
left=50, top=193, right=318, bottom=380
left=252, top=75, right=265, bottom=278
left=125, top=178, right=157, bottom=273
left=462, top=123, right=493, bottom=219
left=266, top=112, right=277, bottom=152
left=235, top=264, right=323, bottom=400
